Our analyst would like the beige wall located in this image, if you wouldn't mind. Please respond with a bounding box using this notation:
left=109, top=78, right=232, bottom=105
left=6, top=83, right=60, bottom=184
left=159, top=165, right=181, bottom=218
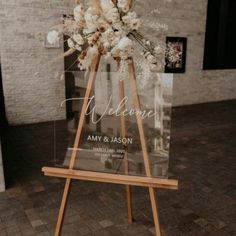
left=0, top=0, right=236, bottom=125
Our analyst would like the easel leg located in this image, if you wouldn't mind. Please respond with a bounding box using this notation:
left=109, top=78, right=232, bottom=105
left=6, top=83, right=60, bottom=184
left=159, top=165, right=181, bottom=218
left=128, top=59, right=161, bottom=236
left=55, top=178, right=71, bottom=236
left=119, top=80, right=133, bottom=224
left=54, top=55, right=101, bottom=236
left=149, top=188, right=161, bottom=236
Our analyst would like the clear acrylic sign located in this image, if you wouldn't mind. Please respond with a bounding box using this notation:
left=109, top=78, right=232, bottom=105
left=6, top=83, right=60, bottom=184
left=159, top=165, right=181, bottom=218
left=54, top=59, right=173, bottom=179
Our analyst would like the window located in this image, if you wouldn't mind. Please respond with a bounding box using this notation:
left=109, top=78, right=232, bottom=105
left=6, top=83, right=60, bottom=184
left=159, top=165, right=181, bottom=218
left=203, top=0, right=236, bottom=70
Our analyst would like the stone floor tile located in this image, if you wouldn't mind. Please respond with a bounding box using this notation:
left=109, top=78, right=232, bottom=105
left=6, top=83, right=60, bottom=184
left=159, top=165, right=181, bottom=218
left=179, top=208, right=194, bottom=216
left=213, top=220, right=227, bottom=230
left=30, top=220, right=45, bottom=228
left=175, top=164, right=187, bottom=170
left=194, top=218, right=209, bottom=228
left=201, top=186, right=212, bottom=193
left=99, top=220, right=114, bottom=228
left=0, top=229, right=7, bottom=236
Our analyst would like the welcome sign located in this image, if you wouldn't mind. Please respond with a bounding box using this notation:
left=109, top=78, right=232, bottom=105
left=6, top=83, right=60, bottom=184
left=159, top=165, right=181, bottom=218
left=54, top=59, right=173, bottom=179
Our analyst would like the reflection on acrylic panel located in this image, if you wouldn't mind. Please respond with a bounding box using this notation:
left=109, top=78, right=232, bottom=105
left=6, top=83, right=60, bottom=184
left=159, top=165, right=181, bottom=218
left=54, top=59, right=173, bottom=179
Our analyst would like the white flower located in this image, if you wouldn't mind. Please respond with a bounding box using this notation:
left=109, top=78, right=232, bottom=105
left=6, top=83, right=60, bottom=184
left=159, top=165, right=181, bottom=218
left=79, top=46, right=99, bottom=70
left=75, top=45, right=82, bottom=51
left=122, top=12, right=141, bottom=30
left=100, top=0, right=120, bottom=23
left=111, top=47, right=120, bottom=58
left=117, top=36, right=133, bottom=50
left=84, top=7, right=99, bottom=34
left=100, top=27, right=120, bottom=48
left=111, top=36, right=121, bottom=47
left=105, top=7, right=119, bottom=23
left=118, top=0, right=130, bottom=12
left=74, top=4, right=84, bottom=23
left=47, top=30, right=59, bottom=44
left=112, top=21, right=123, bottom=31
left=100, top=0, right=114, bottom=12
left=67, top=38, right=75, bottom=48
left=103, top=42, right=110, bottom=48
left=73, top=34, right=84, bottom=45
left=111, top=36, right=133, bottom=59
left=88, top=46, right=99, bottom=56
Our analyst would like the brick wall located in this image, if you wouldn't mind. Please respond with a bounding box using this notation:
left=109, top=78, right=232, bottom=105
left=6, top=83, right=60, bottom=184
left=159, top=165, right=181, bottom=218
left=0, top=0, right=74, bottom=125
left=0, top=0, right=236, bottom=125
left=136, top=0, right=236, bottom=106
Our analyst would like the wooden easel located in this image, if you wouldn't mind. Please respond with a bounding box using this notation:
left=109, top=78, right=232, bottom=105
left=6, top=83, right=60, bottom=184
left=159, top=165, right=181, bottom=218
left=42, top=55, right=178, bottom=236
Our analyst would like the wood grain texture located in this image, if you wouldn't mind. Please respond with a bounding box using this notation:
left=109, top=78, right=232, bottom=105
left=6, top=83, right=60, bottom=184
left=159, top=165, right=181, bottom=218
left=128, top=59, right=161, bottom=236
left=54, top=55, right=101, bottom=236
left=119, top=79, right=133, bottom=224
left=42, top=167, right=178, bottom=190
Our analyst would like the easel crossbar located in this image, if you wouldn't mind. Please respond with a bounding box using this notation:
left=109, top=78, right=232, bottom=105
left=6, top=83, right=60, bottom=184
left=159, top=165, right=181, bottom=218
left=42, top=167, right=178, bottom=190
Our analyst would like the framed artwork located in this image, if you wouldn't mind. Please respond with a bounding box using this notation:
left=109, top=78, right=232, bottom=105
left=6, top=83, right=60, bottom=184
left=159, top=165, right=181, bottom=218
left=165, top=37, right=187, bottom=73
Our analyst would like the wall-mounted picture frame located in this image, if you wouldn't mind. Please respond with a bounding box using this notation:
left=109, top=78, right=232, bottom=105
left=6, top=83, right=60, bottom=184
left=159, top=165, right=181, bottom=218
left=165, top=37, right=187, bottom=73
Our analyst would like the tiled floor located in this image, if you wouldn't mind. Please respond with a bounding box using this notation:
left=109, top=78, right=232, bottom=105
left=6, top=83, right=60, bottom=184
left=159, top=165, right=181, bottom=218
left=0, top=100, right=236, bottom=236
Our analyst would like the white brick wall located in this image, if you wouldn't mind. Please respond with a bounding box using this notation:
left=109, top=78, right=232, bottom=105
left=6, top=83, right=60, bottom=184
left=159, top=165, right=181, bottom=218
left=136, top=0, right=236, bottom=106
left=0, top=0, right=236, bottom=125
left=0, top=0, right=75, bottom=125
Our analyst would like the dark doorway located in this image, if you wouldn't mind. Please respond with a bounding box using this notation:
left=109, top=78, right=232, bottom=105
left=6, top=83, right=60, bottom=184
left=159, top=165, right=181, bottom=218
left=63, top=35, right=80, bottom=119
left=0, top=64, right=7, bottom=127
left=0, top=63, right=8, bottom=188
left=203, top=0, right=236, bottom=69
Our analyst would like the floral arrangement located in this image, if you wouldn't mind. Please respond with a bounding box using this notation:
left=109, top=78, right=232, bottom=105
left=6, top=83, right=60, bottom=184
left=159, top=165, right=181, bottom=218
left=47, top=0, right=165, bottom=71
left=165, top=42, right=183, bottom=68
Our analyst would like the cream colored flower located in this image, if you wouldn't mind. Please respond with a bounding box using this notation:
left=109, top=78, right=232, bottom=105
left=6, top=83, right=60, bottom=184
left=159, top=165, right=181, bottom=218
left=100, top=0, right=114, bottom=12
left=75, top=45, right=82, bottom=51
left=88, top=46, right=99, bottom=56
left=47, top=0, right=164, bottom=70
left=67, top=38, right=75, bottom=48
left=105, top=8, right=119, bottom=23
left=118, top=36, right=132, bottom=49
left=79, top=46, right=99, bottom=70
left=111, top=47, right=120, bottom=58
left=84, top=7, right=99, bottom=34
left=73, top=34, right=84, bottom=45
left=118, top=0, right=130, bottom=12
left=122, top=12, right=141, bottom=30
left=111, top=36, right=133, bottom=59
left=74, top=4, right=84, bottom=23
left=47, top=30, right=59, bottom=44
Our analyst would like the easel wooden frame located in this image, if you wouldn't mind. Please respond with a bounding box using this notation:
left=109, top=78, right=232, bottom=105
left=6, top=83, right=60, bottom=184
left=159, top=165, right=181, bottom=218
left=42, top=55, right=178, bottom=236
